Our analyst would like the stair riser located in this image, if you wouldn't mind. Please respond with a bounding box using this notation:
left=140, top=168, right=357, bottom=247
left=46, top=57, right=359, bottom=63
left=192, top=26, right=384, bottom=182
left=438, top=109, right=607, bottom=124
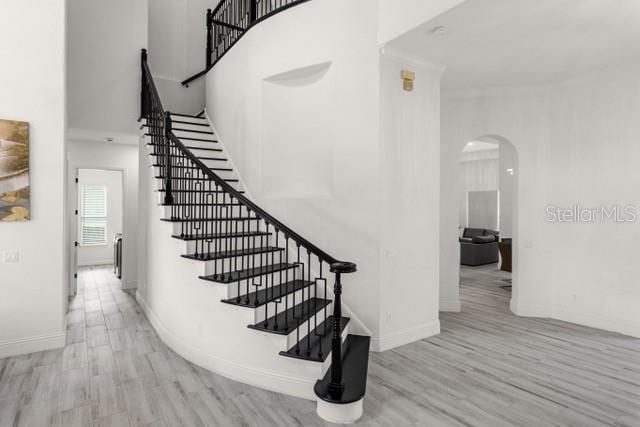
left=162, top=205, right=250, bottom=219
left=155, top=192, right=239, bottom=206
left=285, top=304, right=332, bottom=350
left=155, top=177, right=243, bottom=193
left=170, top=220, right=262, bottom=237
left=183, top=236, right=275, bottom=253
left=171, top=122, right=213, bottom=133
left=172, top=128, right=215, bottom=139
left=147, top=139, right=218, bottom=152
left=152, top=164, right=235, bottom=179
left=198, top=252, right=287, bottom=276
left=253, top=287, right=319, bottom=323
left=169, top=115, right=208, bottom=125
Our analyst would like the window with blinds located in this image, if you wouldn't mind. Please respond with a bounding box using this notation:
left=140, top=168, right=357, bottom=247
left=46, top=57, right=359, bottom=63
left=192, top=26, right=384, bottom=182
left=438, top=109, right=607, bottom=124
left=79, top=185, right=107, bottom=245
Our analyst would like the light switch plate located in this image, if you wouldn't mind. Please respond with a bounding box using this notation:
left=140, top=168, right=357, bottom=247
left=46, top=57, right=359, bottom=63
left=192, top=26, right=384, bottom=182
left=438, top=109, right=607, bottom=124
left=4, top=251, right=19, bottom=263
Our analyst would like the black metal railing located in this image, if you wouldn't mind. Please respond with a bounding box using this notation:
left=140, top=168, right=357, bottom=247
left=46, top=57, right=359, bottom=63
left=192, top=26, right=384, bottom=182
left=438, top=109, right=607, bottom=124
left=142, top=49, right=355, bottom=401
left=182, top=0, right=310, bottom=86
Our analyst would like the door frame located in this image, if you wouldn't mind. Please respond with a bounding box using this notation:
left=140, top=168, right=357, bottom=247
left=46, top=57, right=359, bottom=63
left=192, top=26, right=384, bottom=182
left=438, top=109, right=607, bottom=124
left=68, top=166, right=127, bottom=298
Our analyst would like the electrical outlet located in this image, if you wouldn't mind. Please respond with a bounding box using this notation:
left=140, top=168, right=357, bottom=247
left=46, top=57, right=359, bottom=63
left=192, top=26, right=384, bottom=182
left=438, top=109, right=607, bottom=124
left=4, top=250, right=19, bottom=263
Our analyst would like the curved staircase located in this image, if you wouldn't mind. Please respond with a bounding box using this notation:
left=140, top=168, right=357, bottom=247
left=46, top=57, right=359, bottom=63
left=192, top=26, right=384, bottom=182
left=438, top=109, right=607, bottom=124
left=140, top=48, right=370, bottom=423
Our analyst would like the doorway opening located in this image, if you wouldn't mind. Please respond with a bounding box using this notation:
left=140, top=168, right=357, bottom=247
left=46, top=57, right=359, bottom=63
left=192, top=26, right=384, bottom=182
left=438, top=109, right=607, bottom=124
left=71, top=168, right=124, bottom=296
left=457, top=136, right=518, bottom=310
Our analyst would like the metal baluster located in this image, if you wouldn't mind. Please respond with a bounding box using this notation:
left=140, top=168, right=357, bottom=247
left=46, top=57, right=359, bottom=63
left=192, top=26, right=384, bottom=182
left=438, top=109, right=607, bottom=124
left=318, top=260, right=325, bottom=359
left=163, top=113, right=173, bottom=205
left=273, top=230, right=279, bottom=331
left=307, top=249, right=312, bottom=356
left=263, top=223, right=270, bottom=327
left=295, top=243, right=301, bottom=354
left=284, top=236, right=289, bottom=331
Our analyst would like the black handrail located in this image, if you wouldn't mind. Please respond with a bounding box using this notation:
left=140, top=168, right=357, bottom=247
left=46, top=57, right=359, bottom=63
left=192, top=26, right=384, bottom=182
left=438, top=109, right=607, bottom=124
left=144, top=49, right=354, bottom=272
left=182, top=0, right=311, bottom=86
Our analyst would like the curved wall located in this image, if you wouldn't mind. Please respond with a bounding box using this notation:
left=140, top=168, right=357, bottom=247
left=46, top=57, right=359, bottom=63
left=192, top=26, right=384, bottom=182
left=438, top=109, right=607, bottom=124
left=205, top=0, right=382, bottom=342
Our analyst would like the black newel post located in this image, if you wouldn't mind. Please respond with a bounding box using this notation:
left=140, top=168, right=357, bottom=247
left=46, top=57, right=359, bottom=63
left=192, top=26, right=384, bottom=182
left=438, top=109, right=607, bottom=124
left=140, top=49, right=148, bottom=120
left=327, top=261, right=356, bottom=399
left=328, top=271, right=344, bottom=397
left=249, top=0, right=258, bottom=23
left=164, top=111, right=174, bottom=206
left=206, top=9, right=213, bottom=68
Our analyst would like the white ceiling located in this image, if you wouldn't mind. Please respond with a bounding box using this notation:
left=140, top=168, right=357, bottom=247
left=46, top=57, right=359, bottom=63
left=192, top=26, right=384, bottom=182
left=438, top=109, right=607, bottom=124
left=388, top=0, right=640, bottom=91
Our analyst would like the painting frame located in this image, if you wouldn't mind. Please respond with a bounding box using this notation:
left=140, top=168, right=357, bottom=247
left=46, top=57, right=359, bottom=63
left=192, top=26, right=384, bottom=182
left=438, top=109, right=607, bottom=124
left=0, top=119, right=30, bottom=221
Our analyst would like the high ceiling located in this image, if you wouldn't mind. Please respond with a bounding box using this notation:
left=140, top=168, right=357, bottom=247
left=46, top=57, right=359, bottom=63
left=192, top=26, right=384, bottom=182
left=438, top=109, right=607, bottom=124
left=388, top=0, right=640, bottom=91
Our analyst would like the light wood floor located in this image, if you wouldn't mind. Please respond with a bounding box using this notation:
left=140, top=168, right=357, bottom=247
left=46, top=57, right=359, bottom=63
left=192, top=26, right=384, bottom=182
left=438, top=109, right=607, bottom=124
left=1, top=264, right=639, bottom=426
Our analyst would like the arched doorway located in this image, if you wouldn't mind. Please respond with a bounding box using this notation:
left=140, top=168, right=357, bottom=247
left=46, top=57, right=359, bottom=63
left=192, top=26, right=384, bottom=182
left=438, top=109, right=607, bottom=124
left=441, top=134, right=519, bottom=313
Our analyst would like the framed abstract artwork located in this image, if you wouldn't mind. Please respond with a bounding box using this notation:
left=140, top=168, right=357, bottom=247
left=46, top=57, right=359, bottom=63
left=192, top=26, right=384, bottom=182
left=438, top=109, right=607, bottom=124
left=0, top=119, right=30, bottom=221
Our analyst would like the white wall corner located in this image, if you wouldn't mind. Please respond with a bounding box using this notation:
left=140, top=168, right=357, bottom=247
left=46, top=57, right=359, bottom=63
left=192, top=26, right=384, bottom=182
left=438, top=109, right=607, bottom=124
left=380, top=46, right=447, bottom=77
left=510, top=298, right=552, bottom=318
left=370, top=320, right=440, bottom=352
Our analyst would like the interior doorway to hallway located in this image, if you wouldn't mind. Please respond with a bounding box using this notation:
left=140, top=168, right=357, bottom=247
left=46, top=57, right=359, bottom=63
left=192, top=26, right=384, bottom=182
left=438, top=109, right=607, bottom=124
left=457, top=136, right=518, bottom=310
left=70, top=168, right=124, bottom=297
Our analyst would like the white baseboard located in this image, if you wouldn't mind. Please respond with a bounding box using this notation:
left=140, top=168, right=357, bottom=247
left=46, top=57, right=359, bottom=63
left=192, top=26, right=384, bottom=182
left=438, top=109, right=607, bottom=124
left=553, top=306, right=640, bottom=339
left=123, top=280, right=138, bottom=290
left=0, top=331, right=66, bottom=359
left=136, top=291, right=317, bottom=400
left=439, top=298, right=461, bottom=312
left=370, top=320, right=440, bottom=352
left=78, top=260, right=113, bottom=267
left=510, top=298, right=552, bottom=318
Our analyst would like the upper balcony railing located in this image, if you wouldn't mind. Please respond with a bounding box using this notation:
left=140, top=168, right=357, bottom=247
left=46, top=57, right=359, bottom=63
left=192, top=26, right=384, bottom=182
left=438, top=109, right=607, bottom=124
left=182, top=0, right=310, bottom=86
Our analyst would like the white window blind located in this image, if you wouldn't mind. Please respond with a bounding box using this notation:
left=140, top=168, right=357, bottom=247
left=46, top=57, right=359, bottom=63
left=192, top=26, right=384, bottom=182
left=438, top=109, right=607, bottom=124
left=80, top=185, right=107, bottom=245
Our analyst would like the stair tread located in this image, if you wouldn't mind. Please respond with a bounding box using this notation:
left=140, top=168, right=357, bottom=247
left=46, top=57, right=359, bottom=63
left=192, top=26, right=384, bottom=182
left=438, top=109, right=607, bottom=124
left=162, top=202, right=243, bottom=207
left=171, top=231, right=271, bottom=241
left=161, top=216, right=259, bottom=222
left=314, top=335, right=371, bottom=404
left=221, top=278, right=313, bottom=307
left=169, top=112, right=207, bottom=120
left=157, top=189, right=245, bottom=193
left=279, top=316, right=350, bottom=363
left=155, top=176, right=237, bottom=181
left=172, top=128, right=214, bottom=135
left=150, top=145, right=223, bottom=152
left=206, top=262, right=299, bottom=284
left=144, top=134, right=218, bottom=143
left=176, top=137, right=218, bottom=143
left=182, top=246, right=283, bottom=261
left=248, top=298, right=331, bottom=336
left=152, top=164, right=232, bottom=171
left=171, top=120, right=210, bottom=127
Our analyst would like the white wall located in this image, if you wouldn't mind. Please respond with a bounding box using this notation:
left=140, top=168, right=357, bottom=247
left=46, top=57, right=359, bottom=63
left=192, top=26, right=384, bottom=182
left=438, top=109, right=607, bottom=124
left=440, top=61, right=640, bottom=337
left=206, top=0, right=382, bottom=345
left=77, top=169, right=123, bottom=266
left=499, top=142, right=517, bottom=238
left=0, top=2, right=67, bottom=357
left=67, top=0, right=148, bottom=135
left=378, top=50, right=443, bottom=350
left=68, top=141, right=139, bottom=289
left=148, top=0, right=214, bottom=114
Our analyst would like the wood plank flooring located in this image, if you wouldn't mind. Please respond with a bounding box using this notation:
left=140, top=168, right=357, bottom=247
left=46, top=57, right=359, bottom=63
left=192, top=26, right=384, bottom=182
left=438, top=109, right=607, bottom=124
left=0, top=264, right=638, bottom=426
